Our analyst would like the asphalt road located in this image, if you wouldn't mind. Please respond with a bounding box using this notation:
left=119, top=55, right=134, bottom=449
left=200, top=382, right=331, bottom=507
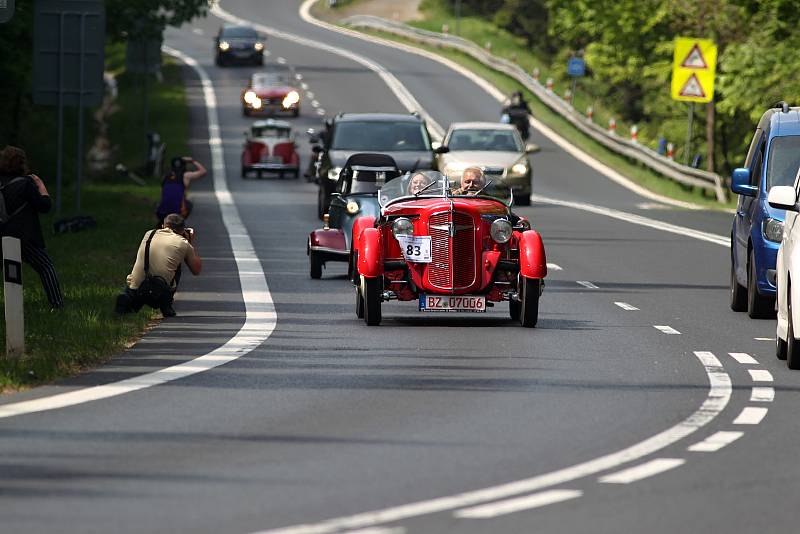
left=1, top=2, right=797, bottom=533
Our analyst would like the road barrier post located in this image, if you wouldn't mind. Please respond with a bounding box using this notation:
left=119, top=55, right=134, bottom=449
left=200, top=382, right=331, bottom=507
left=532, top=67, right=540, bottom=81
left=667, top=142, right=675, bottom=160
left=545, top=78, right=554, bottom=92
left=630, top=124, right=638, bottom=143
left=586, top=106, right=593, bottom=121
left=2, top=237, right=24, bottom=359
left=608, top=118, right=616, bottom=135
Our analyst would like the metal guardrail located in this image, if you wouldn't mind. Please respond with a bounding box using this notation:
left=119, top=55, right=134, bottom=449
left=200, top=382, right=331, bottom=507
left=342, top=14, right=727, bottom=203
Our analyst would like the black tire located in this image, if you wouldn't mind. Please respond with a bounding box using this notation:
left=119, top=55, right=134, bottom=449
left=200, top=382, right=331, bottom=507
left=355, top=285, right=365, bottom=319
left=730, top=258, right=747, bottom=312
left=309, top=249, right=322, bottom=279
left=777, top=333, right=788, bottom=361
left=256, top=55, right=264, bottom=66
left=317, top=187, right=326, bottom=220
left=241, top=166, right=248, bottom=179
left=515, top=191, right=531, bottom=206
left=509, top=297, right=521, bottom=321
left=519, top=276, right=540, bottom=328
left=362, top=275, right=382, bottom=326
left=292, top=169, right=300, bottom=179
left=349, top=250, right=358, bottom=286
left=278, top=171, right=284, bottom=180
left=747, top=250, right=774, bottom=318
left=787, top=294, right=800, bottom=369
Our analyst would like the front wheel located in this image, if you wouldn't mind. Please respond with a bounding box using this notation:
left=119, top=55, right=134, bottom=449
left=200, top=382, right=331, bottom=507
left=362, top=275, right=382, bottom=326
left=509, top=297, right=521, bottom=321
left=787, top=294, right=800, bottom=369
left=309, top=249, right=322, bottom=279
left=519, top=277, right=540, bottom=328
left=747, top=250, right=774, bottom=318
left=355, top=285, right=365, bottom=319
left=515, top=190, right=531, bottom=206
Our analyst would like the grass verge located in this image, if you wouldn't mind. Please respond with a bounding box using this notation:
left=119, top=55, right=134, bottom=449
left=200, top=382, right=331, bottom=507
left=0, top=54, right=190, bottom=391
left=349, top=25, right=736, bottom=210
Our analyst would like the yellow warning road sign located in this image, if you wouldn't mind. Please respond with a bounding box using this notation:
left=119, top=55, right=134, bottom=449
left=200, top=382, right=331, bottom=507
left=671, top=37, right=716, bottom=103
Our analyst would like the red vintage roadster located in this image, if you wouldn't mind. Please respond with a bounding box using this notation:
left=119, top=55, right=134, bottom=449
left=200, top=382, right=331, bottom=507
left=352, top=170, right=546, bottom=327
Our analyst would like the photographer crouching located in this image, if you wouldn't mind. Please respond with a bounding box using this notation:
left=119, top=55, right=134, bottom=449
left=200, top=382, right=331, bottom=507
left=115, top=213, right=202, bottom=318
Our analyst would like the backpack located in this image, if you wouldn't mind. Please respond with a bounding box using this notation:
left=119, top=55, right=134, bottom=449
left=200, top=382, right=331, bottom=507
left=137, top=230, right=173, bottom=308
left=0, top=176, right=28, bottom=225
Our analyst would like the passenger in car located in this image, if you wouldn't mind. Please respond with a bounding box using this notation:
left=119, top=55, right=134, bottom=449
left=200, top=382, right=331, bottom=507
left=407, top=172, right=433, bottom=195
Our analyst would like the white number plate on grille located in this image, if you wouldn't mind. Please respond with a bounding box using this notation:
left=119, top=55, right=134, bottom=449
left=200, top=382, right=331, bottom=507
left=397, top=235, right=431, bottom=263
left=419, top=295, right=486, bottom=313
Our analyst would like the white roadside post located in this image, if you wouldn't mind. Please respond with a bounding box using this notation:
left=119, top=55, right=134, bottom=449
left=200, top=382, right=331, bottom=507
left=2, top=236, right=24, bottom=359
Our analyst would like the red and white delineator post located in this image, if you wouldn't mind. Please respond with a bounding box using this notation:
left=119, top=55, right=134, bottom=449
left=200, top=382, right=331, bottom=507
left=3, top=237, right=24, bottom=358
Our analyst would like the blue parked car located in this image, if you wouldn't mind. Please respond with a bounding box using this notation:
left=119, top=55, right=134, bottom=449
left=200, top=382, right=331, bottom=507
left=731, top=102, right=800, bottom=317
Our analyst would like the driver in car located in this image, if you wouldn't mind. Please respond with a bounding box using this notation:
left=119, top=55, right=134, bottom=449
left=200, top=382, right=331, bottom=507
left=452, top=166, right=486, bottom=195
left=407, top=172, right=433, bottom=195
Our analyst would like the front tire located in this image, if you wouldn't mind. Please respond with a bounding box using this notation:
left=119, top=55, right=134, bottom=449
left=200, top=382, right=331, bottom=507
left=747, top=250, right=774, bottom=318
left=355, top=285, right=365, bottom=319
left=787, top=294, right=800, bottom=369
left=519, top=277, right=540, bottom=328
left=309, top=249, right=322, bottom=279
left=362, top=275, right=382, bottom=326
left=515, top=189, right=531, bottom=206
left=509, top=297, right=521, bottom=321
left=730, top=259, right=747, bottom=311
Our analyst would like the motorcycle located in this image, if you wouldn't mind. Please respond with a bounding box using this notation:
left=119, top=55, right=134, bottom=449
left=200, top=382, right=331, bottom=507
left=501, top=107, right=531, bottom=141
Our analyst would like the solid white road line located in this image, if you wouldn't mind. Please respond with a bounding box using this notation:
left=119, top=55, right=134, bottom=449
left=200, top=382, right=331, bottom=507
left=599, top=458, right=685, bottom=484
left=754, top=337, right=775, bottom=341
left=751, top=387, right=775, bottom=402
left=546, top=262, right=563, bottom=271
left=0, top=47, right=276, bottom=420
left=654, top=325, right=681, bottom=335
left=748, top=369, right=774, bottom=382
left=614, top=302, right=639, bottom=311
left=729, top=352, right=759, bottom=365
left=577, top=280, right=599, bottom=289
left=344, top=528, right=405, bottom=534
left=453, top=490, right=583, bottom=519
left=687, top=431, right=744, bottom=452
left=251, top=351, right=730, bottom=534
left=213, top=2, right=446, bottom=140
left=733, top=407, right=768, bottom=425
left=532, top=195, right=729, bottom=247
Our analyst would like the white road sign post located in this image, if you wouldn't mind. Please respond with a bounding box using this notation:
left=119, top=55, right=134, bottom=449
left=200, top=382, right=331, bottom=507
left=3, top=236, right=24, bottom=359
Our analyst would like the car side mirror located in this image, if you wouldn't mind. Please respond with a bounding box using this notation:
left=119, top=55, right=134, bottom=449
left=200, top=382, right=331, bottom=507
left=525, top=143, right=540, bottom=154
left=433, top=145, right=449, bottom=154
left=768, top=186, right=798, bottom=211
left=731, top=168, right=757, bottom=197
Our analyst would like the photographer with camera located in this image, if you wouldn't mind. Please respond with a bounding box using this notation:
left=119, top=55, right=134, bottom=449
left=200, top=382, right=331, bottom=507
left=156, top=156, right=207, bottom=224
left=115, top=213, right=202, bottom=318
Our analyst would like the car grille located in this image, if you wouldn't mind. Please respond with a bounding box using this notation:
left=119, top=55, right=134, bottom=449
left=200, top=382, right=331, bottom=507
left=427, top=211, right=476, bottom=290
left=260, top=96, right=281, bottom=105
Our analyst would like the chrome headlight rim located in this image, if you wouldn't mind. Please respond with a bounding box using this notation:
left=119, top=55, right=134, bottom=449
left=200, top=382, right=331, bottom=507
left=763, top=217, right=784, bottom=243
left=346, top=200, right=360, bottom=215
left=327, top=167, right=342, bottom=181
left=392, top=217, right=414, bottom=238
left=490, top=218, right=513, bottom=243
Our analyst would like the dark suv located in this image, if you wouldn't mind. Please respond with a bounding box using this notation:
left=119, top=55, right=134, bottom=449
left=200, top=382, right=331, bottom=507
left=215, top=25, right=265, bottom=66
left=309, top=112, right=436, bottom=219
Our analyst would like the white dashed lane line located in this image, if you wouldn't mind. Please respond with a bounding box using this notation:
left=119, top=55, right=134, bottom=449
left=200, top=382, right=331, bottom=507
left=614, top=302, right=639, bottom=311
left=277, top=56, right=287, bottom=64
left=729, top=352, right=759, bottom=364
left=317, top=109, right=326, bottom=116
left=653, top=325, right=681, bottom=335
left=306, top=91, right=315, bottom=99
left=546, top=262, right=563, bottom=271
left=733, top=407, right=768, bottom=425
left=312, top=100, right=320, bottom=107
left=295, top=73, right=303, bottom=81
left=687, top=431, right=744, bottom=452
left=751, top=387, right=775, bottom=402
left=748, top=369, right=774, bottom=382
left=598, top=458, right=685, bottom=484
left=576, top=280, right=598, bottom=289
left=453, top=490, right=583, bottom=519
left=301, top=82, right=309, bottom=90
left=754, top=337, right=774, bottom=341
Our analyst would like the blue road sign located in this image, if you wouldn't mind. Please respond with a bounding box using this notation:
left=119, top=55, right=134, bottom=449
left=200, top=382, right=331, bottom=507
left=567, top=57, right=585, bottom=77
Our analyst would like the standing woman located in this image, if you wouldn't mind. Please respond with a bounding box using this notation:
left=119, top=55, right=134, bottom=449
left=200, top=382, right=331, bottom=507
left=156, top=156, right=207, bottom=224
left=0, top=146, right=64, bottom=309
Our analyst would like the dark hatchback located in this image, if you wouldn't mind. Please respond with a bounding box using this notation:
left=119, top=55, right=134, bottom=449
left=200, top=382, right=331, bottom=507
left=309, top=112, right=435, bottom=219
left=215, top=25, right=265, bottom=66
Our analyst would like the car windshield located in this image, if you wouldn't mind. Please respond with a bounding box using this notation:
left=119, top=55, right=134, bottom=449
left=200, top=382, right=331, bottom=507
left=331, top=121, right=430, bottom=152
left=222, top=26, right=258, bottom=39
left=767, top=135, right=800, bottom=188
left=253, top=126, right=290, bottom=138
left=379, top=170, right=513, bottom=207
left=447, top=128, right=522, bottom=152
left=252, top=73, right=290, bottom=87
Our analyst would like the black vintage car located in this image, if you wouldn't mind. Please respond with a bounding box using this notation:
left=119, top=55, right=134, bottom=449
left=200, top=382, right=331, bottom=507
left=307, top=112, right=436, bottom=220
left=215, top=25, right=265, bottom=66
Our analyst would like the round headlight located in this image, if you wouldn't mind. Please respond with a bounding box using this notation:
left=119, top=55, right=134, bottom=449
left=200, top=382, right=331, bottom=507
left=244, top=90, right=257, bottom=104
left=346, top=200, right=360, bottom=215
left=254, top=42, right=264, bottom=51
left=282, top=91, right=300, bottom=108
left=511, top=162, right=528, bottom=176
left=219, top=41, right=230, bottom=51
left=251, top=97, right=262, bottom=109
left=490, top=218, right=513, bottom=243
left=392, top=217, right=414, bottom=237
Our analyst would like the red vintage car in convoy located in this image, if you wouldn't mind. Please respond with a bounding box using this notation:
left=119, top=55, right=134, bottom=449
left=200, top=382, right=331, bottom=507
left=352, top=170, right=546, bottom=326
left=241, top=119, right=300, bottom=178
left=241, top=67, right=301, bottom=117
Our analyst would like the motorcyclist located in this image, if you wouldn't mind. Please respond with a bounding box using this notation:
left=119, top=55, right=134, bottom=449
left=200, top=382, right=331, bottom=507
left=501, top=90, right=531, bottom=141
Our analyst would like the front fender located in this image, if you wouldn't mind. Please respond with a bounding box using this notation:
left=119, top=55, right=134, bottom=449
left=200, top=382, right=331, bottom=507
left=351, top=215, right=376, bottom=252
left=519, top=230, right=547, bottom=279
left=309, top=228, right=346, bottom=252
left=357, top=227, right=383, bottom=278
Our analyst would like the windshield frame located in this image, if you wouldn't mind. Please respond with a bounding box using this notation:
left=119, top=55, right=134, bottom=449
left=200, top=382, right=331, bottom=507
left=379, top=171, right=513, bottom=209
